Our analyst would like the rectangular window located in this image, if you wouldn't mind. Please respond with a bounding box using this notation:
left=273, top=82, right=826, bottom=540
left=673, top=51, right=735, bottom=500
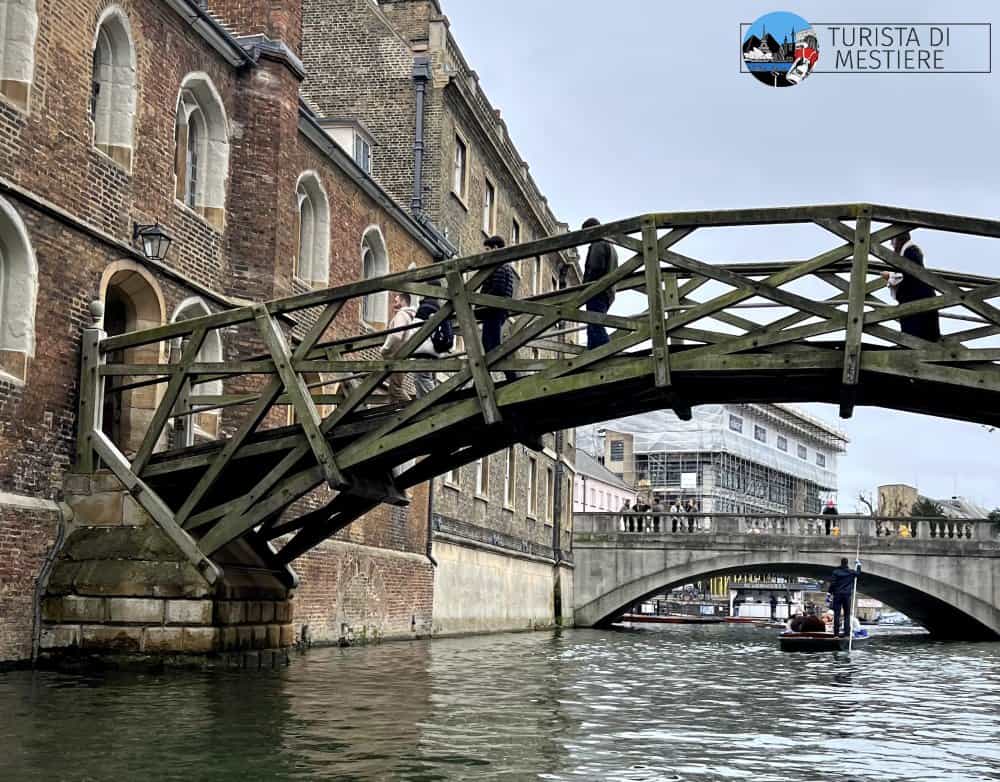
left=532, top=257, right=542, bottom=296
left=354, top=134, right=371, bottom=174
left=452, top=135, right=467, bottom=198
left=528, top=456, right=538, bottom=515
left=777, top=436, right=788, bottom=452
left=797, top=444, right=808, bottom=460
left=816, top=452, right=827, bottom=468
left=547, top=467, right=555, bottom=520
left=504, top=447, right=516, bottom=507
left=475, top=456, right=489, bottom=496
left=482, top=178, right=496, bottom=234
left=729, top=415, right=743, bottom=434
left=443, top=468, right=457, bottom=485
left=511, top=218, right=521, bottom=246
left=609, top=440, right=625, bottom=461
left=588, top=487, right=595, bottom=509
left=754, top=425, right=767, bottom=444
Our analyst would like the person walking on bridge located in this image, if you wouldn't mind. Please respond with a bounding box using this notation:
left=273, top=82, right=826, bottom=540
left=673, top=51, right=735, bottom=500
left=828, top=557, right=862, bottom=637
left=479, top=234, right=517, bottom=382
left=581, top=218, right=618, bottom=349
left=881, top=231, right=941, bottom=342
left=381, top=292, right=417, bottom=403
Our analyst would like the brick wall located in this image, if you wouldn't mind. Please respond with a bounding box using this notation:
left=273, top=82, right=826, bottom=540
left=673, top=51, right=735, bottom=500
left=0, top=0, right=440, bottom=662
left=0, top=503, right=61, bottom=663
left=301, top=0, right=576, bottom=557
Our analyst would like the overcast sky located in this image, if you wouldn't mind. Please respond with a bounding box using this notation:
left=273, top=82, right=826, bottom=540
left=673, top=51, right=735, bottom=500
left=443, top=0, right=1000, bottom=511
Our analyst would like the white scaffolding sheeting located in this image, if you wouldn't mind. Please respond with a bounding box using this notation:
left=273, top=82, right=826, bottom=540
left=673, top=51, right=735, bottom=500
left=579, top=405, right=840, bottom=489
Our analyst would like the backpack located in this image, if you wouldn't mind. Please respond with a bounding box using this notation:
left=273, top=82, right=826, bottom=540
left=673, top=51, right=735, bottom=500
left=430, top=317, right=454, bottom=354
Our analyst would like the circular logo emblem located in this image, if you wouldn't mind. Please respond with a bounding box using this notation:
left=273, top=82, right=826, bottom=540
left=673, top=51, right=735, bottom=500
left=743, top=11, right=819, bottom=87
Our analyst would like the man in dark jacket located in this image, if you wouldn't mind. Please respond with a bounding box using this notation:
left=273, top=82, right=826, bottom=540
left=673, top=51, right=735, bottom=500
left=828, top=557, right=861, bottom=637
left=581, top=218, right=618, bottom=348
left=480, top=235, right=516, bottom=381
left=882, top=232, right=940, bottom=342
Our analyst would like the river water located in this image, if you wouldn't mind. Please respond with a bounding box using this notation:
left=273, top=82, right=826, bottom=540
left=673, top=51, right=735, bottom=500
left=1, top=625, right=998, bottom=781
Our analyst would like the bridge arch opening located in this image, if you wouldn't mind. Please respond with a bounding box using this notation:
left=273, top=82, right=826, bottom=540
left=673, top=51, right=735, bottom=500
left=100, top=263, right=165, bottom=455
left=585, top=559, right=999, bottom=641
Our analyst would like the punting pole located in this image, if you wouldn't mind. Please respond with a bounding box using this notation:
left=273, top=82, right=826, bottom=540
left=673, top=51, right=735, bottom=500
left=848, top=532, right=861, bottom=654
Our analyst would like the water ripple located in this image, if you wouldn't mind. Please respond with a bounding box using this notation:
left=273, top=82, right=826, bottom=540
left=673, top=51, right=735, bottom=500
left=0, top=626, right=998, bottom=780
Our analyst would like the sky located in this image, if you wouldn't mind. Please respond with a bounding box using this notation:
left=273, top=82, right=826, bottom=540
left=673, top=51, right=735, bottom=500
left=442, top=0, right=1000, bottom=511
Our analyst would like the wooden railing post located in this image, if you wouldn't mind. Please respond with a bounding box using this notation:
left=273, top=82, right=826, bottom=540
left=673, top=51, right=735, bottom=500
left=75, top=301, right=107, bottom=473
left=840, top=208, right=872, bottom=418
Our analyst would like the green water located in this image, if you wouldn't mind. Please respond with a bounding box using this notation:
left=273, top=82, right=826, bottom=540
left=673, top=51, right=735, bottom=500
left=1, top=626, right=998, bottom=781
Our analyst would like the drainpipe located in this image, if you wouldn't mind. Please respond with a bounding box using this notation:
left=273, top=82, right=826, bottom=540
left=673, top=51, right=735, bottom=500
left=425, top=476, right=438, bottom=568
left=411, top=55, right=431, bottom=215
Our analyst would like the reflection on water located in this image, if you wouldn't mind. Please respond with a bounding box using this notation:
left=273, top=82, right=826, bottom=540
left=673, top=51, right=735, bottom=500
left=1, top=626, right=999, bottom=781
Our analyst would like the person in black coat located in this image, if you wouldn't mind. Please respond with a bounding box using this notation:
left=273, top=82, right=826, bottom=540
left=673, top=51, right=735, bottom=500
left=480, top=235, right=517, bottom=381
left=828, top=557, right=861, bottom=637
left=882, top=232, right=941, bottom=342
left=581, top=218, right=618, bottom=349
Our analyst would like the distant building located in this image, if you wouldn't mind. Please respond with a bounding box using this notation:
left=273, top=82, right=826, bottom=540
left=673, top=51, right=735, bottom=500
left=574, top=451, right=636, bottom=513
left=878, top=484, right=990, bottom=519
left=583, top=404, right=848, bottom=515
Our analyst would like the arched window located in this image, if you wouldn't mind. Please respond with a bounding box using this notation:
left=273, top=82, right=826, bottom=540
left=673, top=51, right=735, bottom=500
left=361, top=226, right=389, bottom=325
left=171, top=298, right=222, bottom=444
left=91, top=8, right=136, bottom=169
left=0, top=196, right=37, bottom=382
left=294, top=173, right=330, bottom=286
left=0, top=0, right=38, bottom=110
left=174, top=74, right=230, bottom=229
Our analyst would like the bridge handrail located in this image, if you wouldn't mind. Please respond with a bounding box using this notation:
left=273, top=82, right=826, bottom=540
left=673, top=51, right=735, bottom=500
left=573, top=512, right=999, bottom=541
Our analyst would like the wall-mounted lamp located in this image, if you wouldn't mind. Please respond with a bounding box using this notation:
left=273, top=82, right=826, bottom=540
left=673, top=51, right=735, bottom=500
left=133, top=222, right=173, bottom=262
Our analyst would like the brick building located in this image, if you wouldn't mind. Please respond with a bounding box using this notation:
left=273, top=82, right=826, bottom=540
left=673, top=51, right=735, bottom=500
left=301, top=0, right=578, bottom=633
left=0, top=0, right=457, bottom=663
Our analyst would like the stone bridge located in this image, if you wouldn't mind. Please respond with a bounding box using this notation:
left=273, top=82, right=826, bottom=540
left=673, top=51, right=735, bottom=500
left=572, top=513, right=1000, bottom=639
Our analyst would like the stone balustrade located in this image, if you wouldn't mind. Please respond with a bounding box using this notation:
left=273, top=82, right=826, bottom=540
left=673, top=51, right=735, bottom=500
left=576, top=513, right=998, bottom=541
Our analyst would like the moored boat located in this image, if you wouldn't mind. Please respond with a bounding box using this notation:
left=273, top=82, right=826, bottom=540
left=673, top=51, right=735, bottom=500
left=622, top=613, right=724, bottom=625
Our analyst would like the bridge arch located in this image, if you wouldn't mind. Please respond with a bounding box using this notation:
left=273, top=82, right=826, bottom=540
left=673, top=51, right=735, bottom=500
left=574, top=549, right=1000, bottom=640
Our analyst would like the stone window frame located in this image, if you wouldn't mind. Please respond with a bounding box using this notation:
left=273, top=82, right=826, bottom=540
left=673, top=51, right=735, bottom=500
left=797, top=444, right=808, bottom=460
left=0, top=195, right=38, bottom=383
left=293, top=171, right=330, bottom=287
left=0, top=0, right=39, bottom=112
left=776, top=435, right=788, bottom=452
left=451, top=129, right=470, bottom=207
left=728, top=414, right=743, bottom=434
left=90, top=6, right=137, bottom=172
left=503, top=446, right=516, bottom=510
left=442, top=467, right=459, bottom=490
left=816, top=451, right=827, bottom=468
left=511, top=217, right=520, bottom=246
left=173, top=73, right=230, bottom=231
left=754, top=424, right=767, bottom=444
left=526, top=454, right=538, bottom=519
left=481, top=176, right=496, bottom=236
left=474, top=454, right=489, bottom=500
left=360, top=225, right=389, bottom=327
left=170, top=297, right=223, bottom=444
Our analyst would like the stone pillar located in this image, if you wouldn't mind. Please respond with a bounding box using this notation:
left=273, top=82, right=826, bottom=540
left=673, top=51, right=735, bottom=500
left=39, top=471, right=296, bottom=666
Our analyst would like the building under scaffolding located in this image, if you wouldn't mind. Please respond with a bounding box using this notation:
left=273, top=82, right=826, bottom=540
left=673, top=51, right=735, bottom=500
left=581, top=404, right=848, bottom=515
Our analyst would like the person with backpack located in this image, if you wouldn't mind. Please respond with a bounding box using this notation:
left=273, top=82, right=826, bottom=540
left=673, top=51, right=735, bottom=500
left=412, top=279, right=454, bottom=398
left=479, top=235, right=517, bottom=382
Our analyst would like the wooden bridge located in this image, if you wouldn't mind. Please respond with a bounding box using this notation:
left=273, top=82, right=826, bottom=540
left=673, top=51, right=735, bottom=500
left=74, top=204, right=1000, bottom=582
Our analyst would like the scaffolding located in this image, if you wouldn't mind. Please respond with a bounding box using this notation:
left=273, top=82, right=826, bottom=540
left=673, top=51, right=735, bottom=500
left=586, top=404, right=847, bottom=516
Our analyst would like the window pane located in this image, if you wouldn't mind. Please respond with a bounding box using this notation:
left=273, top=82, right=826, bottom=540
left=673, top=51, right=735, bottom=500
left=729, top=415, right=743, bottom=433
